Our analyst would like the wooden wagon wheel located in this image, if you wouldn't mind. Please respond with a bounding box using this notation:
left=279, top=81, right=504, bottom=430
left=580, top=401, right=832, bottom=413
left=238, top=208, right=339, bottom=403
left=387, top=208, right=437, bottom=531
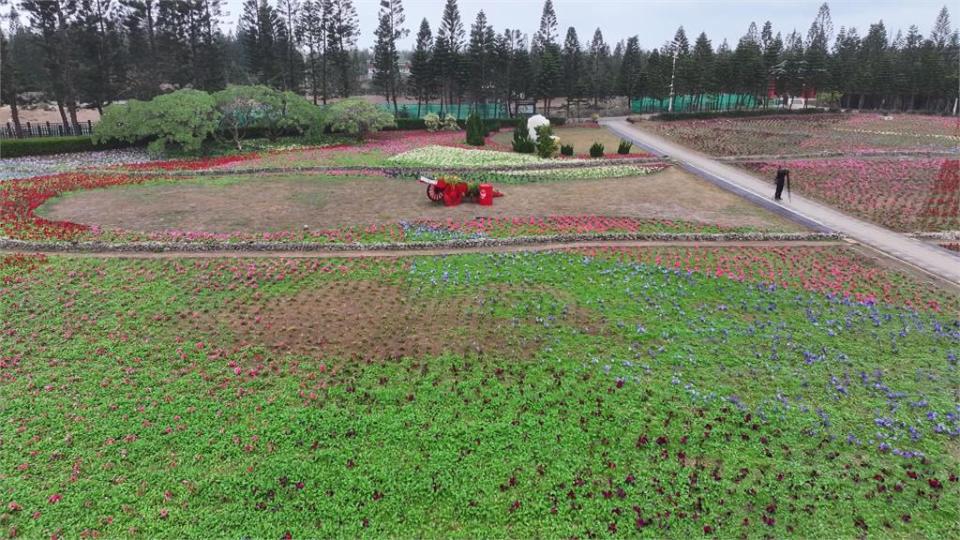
left=427, top=184, right=444, bottom=202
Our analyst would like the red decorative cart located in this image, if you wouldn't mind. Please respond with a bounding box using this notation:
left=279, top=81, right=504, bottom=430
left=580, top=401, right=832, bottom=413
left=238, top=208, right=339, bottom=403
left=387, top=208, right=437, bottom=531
left=418, top=176, right=501, bottom=207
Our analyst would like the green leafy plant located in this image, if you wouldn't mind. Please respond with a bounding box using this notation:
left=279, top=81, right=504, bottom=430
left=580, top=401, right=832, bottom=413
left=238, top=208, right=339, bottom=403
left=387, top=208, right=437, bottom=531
left=589, top=141, right=605, bottom=158
left=441, top=113, right=460, bottom=131
left=617, top=139, right=633, bottom=154
left=511, top=120, right=535, bottom=154
left=325, top=98, right=396, bottom=138
left=95, top=90, right=221, bottom=155
left=560, top=144, right=574, bottom=156
left=465, top=112, right=485, bottom=146
left=423, top=113, right=440, bottom=132
left=535, top=125, right=558, bottom=158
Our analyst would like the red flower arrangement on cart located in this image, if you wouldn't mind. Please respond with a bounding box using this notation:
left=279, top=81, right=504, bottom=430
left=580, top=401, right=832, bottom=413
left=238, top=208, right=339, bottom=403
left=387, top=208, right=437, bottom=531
left=418, top=175, right=503, bottom=207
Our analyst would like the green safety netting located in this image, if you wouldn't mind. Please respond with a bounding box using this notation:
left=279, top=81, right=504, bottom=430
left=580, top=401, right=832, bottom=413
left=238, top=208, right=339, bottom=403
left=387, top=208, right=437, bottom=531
left=630, top=93, right=758, bottom=113
left=377, top=103, right=509, bottom=119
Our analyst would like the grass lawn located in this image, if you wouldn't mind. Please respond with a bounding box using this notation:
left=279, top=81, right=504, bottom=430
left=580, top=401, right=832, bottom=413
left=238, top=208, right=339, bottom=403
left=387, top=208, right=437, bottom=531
left=1, top=248, right=957, bottom=537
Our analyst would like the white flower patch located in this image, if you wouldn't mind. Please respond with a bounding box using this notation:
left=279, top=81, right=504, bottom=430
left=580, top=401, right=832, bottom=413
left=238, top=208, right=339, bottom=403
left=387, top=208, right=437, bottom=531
left=388, top=145, right=546, bottom=168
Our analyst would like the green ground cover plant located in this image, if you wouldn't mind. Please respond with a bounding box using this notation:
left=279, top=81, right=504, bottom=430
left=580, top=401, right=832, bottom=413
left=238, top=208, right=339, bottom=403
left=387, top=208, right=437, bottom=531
left=0, top=248, right=957, bottom=538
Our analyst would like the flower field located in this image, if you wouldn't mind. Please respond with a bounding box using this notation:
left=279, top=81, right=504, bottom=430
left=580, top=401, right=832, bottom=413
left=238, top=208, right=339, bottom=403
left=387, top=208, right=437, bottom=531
left=1, top=247, right=958, bottom=537
left=645, top=114, right=960, bottom=157
left=741, top=159, right=959, bottom=232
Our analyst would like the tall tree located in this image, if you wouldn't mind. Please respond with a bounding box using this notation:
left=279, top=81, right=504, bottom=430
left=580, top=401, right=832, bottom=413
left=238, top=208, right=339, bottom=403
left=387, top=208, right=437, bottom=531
left=691, top=31, right=715, bottom=110
left=804, top=3, right=833, bottom=101
left=238, top=0, right=281, bottom=86
left=326, top=0, right=359, bottom=97
left=20, top=0, right=80, bottom=126
left=372, top=0, right=408, bottom=113
left=465, top=10, right=494, bottom=113
left=434, top=0, right=463, bottom=113
left=618, top=35, right=640, bottom=101
left=408, top=18, right=433, bottom=115
left=533, top=0, right=561, bottom=114
left=276, top=0, right=303, bottom=91
left=587, top=28, right=609, bottom=106
left=0, top=1, right=23, bottom=136
left=561, top=26, right=584, bottom=114
left=299, top=0, right=330, bottom=104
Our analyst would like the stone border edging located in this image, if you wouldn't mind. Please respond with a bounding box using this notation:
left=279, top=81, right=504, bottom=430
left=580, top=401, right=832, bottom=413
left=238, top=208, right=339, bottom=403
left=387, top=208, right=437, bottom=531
left=0, top=232, right=844, bottom=254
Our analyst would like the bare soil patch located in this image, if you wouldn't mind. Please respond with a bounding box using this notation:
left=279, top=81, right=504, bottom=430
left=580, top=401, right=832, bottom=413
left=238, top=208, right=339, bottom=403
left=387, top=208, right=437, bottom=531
left=179, top=280, right=602, bottom=360
left=39, top=167, right=802, bottom=232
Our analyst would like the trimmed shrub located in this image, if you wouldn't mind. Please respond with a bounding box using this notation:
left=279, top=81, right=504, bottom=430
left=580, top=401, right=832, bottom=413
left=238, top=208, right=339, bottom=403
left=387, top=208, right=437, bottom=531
left=325, top=98, right=396, bottom=138
left=423, top=113, right=440, bottom=132
left=535, top=125, right=558, bottom=158
left=589, top=142, right=605, bottom=158
left=94, top=89, right=220, bottom=155
left=465, top=112, right=485, bottom=146
left=441, top=114, right=460, bottom=131
left=0, top=136, right=106, bottom=158
left=214, top=85, right=323, bottom=150
left=393, top=118, right=428, bottom=130
left=512, top=119, right=535, bottom=154
left=560, top=144, right=574, bottom=156
left=617, top=139, right=633, bottom=154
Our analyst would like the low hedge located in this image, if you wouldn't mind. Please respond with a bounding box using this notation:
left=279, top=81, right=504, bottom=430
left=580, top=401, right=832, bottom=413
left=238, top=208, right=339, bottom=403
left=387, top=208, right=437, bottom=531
left=651, top=108, right=832, bottom=121
left=0, top=136, right=125, bottom=158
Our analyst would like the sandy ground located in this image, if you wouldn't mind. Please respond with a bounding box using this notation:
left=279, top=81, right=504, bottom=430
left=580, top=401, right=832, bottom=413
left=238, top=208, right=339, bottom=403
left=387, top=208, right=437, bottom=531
left=38, top=167, right=802, bottom=233
left=0, top=105, right=100, bottom=124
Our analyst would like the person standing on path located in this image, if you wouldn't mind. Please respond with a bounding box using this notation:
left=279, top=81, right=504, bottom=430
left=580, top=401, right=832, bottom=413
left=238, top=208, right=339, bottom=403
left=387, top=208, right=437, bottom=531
left=774, top=165, right=791, bottom=201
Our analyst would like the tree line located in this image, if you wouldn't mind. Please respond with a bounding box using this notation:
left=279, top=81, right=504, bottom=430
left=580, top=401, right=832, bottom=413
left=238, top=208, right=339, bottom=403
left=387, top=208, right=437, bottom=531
left=1, top=0, right=958, bottom=138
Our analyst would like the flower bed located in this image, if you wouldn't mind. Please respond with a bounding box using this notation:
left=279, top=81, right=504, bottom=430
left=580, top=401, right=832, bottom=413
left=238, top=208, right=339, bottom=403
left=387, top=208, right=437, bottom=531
left=3, top=249, right=956, bottom=537
left=740, top=158, right=958, bottom=232
left=647, top=114, right=960, bottom=157
left=388, top=145, right=547, bottom=168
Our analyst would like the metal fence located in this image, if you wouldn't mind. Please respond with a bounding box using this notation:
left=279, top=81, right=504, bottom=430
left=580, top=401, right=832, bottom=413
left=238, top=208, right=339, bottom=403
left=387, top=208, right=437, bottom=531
left=1, top=120, right=96, bottom=139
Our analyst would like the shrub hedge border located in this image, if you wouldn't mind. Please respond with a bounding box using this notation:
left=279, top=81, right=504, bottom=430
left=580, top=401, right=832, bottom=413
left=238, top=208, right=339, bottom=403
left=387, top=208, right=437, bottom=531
left=0, top=136, right=134, bottom=158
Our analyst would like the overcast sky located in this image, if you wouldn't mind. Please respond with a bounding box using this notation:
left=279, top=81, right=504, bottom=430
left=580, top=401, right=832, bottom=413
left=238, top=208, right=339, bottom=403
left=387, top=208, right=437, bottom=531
left=220, top=0, right=951, bottom=50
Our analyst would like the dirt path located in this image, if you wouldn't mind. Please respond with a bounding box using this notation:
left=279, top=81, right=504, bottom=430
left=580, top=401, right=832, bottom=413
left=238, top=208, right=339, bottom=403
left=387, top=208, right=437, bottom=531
left=38, top=167, right=802, bottom=233
left=603, top=117, right=960, bottom=287
left=1, top=239, right=848, bottom=259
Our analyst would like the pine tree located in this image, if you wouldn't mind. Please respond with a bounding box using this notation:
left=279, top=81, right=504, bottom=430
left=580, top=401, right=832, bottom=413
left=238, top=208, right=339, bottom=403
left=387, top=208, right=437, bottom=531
left=408, top=18, right=433, bottom=115
left=326, top=0, right=359, bottom=97
left=73, top=0, right=122, bottom=114
left=0, top=7, right=23, bottom=136
left=804, top=3, right=832, bottom=101
left=20, top=0, right=80, bottom=127
left=691, top=32, right=715, bottom=110
left=561, top=27, right=584, bottom=114
left=372, top=0, right=408, bottom=113
left=299, top=0, right=330, bottom=104
left=435, top=0, right=463, bottom=114
left=533, top=0, right=561, bottom=114
left=618, top=36, right=640, bottom=100
left=588, top=28, right=609, bottom=106
left=277, top=0, right=303, bottom=91
left=466, top=10, right=494, bottom=113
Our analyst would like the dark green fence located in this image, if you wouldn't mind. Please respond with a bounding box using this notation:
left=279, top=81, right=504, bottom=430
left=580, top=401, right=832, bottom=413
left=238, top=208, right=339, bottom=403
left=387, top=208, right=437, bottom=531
left=380, top=103, right=509, bottom=119
left=630, top=94, right=758, bottom=113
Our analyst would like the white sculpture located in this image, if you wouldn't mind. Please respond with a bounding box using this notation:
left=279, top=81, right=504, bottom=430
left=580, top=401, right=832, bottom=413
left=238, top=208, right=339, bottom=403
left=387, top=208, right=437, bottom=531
left=527, top=114, right=550, bottom=142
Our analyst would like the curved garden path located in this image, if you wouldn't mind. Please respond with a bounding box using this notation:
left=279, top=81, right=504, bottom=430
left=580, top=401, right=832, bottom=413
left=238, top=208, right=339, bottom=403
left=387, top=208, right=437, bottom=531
left=601, top=117, right=960, bottom=287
